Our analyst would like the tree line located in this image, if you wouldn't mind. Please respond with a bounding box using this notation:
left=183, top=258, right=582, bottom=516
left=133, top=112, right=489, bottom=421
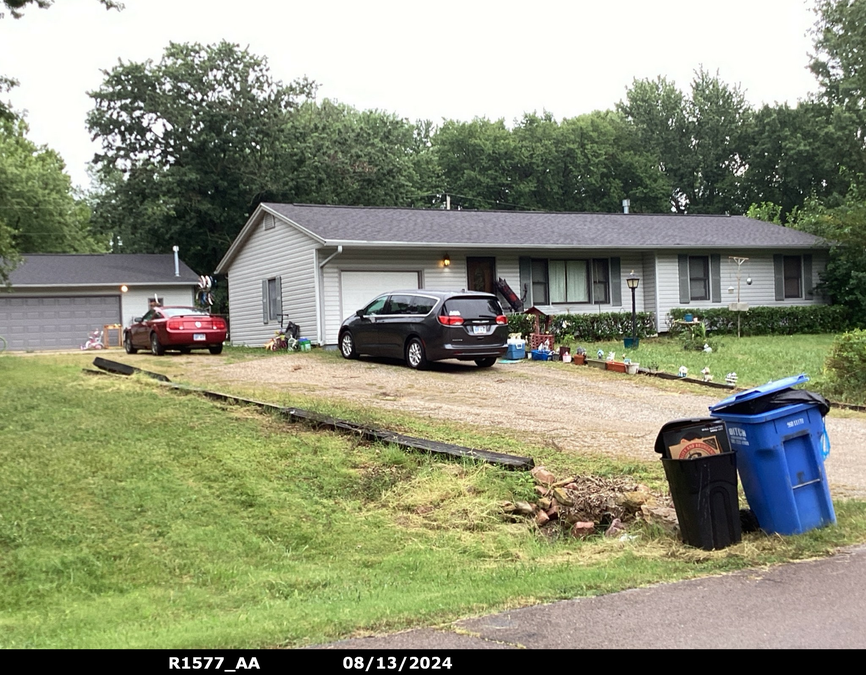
left=2, top=0, right=866, bottom=323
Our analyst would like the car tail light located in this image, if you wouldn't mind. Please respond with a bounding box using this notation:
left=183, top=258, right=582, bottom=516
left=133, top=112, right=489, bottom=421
left=495, top=315, right=507, bottom=325
left=212, top=318, right=226, bottom=330
left=437, top=315, right=464, bottom=326
left=167, top=321, right=182, bottom=330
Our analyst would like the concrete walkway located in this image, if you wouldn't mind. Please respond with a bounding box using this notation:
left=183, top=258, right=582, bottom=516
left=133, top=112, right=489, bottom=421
left=318, top=544, right=866, bottom=649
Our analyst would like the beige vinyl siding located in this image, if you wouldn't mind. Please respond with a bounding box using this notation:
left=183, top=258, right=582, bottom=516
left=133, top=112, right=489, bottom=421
left=655, top=251, right=828, bottom=331
left=320, top=249, right=524, bottom=345
left=641, top=252, right=659, bottom=332
left=226, top=212, right=319, bottom=346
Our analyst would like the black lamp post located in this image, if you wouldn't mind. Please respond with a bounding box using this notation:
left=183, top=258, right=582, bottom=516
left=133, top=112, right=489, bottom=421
left=626, top=270, right=640, bottom=347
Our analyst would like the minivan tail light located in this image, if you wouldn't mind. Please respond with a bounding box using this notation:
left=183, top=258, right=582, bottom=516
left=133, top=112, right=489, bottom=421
left=437, top=315, right=464, bottom=326
left=495, top=315, right=507, bottom=325
left=167, top=321, right=182, bottom=330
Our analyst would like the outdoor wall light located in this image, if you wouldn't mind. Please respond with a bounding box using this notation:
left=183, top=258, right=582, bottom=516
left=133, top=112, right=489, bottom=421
left=443, top=253, right=451, bottom=267
left=120, top=285, right=129, bottom=293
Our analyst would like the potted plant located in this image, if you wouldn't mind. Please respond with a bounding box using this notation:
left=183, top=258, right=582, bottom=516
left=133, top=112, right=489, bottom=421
left=573, top=346, right=586, bottom=365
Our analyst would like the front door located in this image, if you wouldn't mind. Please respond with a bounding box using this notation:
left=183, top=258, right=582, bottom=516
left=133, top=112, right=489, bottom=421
left=467, top=257, right=496, bottom=294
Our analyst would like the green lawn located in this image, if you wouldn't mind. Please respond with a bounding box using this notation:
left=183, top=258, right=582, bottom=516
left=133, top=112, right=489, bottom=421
left=1, top=353, right=865, bottom=648
left=571, top=334, right=837, bottom=390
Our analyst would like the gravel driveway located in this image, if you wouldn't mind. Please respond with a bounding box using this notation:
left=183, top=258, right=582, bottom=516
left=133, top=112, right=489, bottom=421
left=195, top=353, right=866, bottom=498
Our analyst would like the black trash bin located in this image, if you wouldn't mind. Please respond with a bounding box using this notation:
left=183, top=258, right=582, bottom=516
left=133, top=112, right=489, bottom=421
left=654, top=417, right=742, bottom=550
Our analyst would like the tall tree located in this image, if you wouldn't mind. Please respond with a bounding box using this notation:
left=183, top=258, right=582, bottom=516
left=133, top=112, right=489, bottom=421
left=432, top=117, right=523, bottom=210
left=431, top=111, right=668, bottom=212
left=789, top=186, right=866, bottom=325
left=279, top=99, right=430, bottom=207
left=1, top=0, right=121, bottom=19
left=0, top=118, right=101, bottom=282
left=618, top=69, right=751, bottom=214
left=741, top=100, right=866, bottom=221
left=87, top=41, right=316, bottom=273
left=810, top=0, right=866, bottom=112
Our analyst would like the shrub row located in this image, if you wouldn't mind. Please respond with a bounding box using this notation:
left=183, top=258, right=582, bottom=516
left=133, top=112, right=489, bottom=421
left=667, top=305, right=852, bottom=336
left=507, top=312, right=656, bottom=342
left=820, top=329, right=866, bottom=405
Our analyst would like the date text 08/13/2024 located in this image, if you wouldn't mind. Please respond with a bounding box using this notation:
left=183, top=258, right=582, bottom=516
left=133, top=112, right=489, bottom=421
left=167, top=655, right=454, bottom=672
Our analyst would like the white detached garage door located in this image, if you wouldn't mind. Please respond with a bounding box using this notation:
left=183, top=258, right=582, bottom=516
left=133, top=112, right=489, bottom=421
left=340, top=271, right=420, bottom=319
left=0, top=296, right=121, bottom=350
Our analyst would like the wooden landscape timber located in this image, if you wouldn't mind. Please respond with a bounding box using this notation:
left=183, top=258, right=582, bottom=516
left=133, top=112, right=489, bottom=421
left=91, top=357, right=172, bottom=382
left=90, top=358, right=534, bottom=470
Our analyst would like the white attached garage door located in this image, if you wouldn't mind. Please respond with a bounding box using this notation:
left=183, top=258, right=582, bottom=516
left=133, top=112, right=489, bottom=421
left=340, top=271, right=420, bottom=319
left=0, top=296, right=121, bottom=351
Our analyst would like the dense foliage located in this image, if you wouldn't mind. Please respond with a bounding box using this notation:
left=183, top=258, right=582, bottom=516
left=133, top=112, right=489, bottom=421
left=507, top=311, right=656, bottom=342
left=0, top=117, right=102, bottom=282
left=822, top=329, right=866, bottom=404
left=667, top=306, right=852, bottom=336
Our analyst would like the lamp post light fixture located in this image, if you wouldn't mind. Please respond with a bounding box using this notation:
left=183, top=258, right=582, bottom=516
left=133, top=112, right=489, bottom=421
left=626, top=270, right=640, bottom=348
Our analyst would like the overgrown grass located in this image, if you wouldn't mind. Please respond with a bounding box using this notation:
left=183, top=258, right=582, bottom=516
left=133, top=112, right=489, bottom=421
left=569, top=334, right=837, bottom=389
left=2, top=354, right=865, bottom=649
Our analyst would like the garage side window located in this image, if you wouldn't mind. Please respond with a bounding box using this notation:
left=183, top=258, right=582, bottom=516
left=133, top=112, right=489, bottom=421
left=261, top=277, right=282, bottom=324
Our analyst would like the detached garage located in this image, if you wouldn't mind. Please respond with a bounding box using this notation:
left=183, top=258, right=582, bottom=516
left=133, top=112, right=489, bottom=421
left=2, top=254, right=199, bottom=351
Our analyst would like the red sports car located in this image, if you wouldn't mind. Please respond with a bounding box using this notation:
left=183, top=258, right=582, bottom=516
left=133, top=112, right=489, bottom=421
left=124, top=306, right=227, bottom=356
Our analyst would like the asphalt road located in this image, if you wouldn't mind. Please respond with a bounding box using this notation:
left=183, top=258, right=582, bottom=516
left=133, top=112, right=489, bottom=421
left=317, top=544, right=866, bottom=649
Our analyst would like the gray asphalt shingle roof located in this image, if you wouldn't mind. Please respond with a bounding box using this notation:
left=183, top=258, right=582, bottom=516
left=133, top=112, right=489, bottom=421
left=263, top=203, right=827, bottom=249
left=8, top=254, right=200, bottom=286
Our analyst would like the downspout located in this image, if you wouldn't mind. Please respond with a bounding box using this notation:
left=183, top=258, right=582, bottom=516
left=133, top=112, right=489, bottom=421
left=316, top=246, right=343, bottom=346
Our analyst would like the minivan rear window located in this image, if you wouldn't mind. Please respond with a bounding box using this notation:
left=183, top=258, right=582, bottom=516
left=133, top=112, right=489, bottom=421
left=441, top=298, right=503, bottom=319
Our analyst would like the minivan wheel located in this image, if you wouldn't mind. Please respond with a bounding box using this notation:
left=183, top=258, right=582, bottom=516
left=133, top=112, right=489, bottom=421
left=340, top=331, right=358, bottom=359
left=406, top=338, right=428, bottom=370
left=475, top=357, right=497, bottom=368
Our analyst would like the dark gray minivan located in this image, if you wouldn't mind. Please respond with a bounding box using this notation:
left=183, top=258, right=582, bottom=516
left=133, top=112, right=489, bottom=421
left=338, top=290, right=509, bottom=369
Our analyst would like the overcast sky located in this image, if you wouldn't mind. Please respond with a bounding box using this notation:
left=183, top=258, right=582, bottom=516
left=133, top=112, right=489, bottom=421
left=1, top=0, right=820, bottom=190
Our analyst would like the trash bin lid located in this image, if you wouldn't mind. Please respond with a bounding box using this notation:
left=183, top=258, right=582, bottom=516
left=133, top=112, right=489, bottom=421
left=709, top=373, right=809, bottom=413
left=654, top=417, right=730, bottom=456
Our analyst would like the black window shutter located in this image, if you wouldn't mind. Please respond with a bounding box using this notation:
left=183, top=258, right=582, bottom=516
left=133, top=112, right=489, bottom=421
left=262, top=280, right=269, bottom=324
left=678, top=255, right=690, bottom=304
left=610, top=257, right=622, bottom=306
left=774, top=255, right=785, bottom=301
left=276, top=276, right=283, bottom=318
left=710, top=254, right=721, bottom=303
left=803, top=255, right=813, bottom=299
left=519, top=257, right=532, bottom=308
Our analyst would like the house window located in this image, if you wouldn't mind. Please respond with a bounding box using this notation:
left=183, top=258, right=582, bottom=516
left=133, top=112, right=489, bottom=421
left=531, top=260, right=549, bottom=305
left=268, top=278, right=280, bottom=320
left=532, top=258, right=608, bottom=304
left=592, top=259, right=610, bottom=304
left=262, top=276, right=282, bottom=323
left=549, top=260, right=589, bottom=303
left=784, top=256, right=802, bottom=298
left=689, top=256, right=710, bottom=301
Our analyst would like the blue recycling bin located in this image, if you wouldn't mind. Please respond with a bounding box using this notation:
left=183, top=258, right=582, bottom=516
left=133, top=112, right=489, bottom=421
left=709, top=374, right=835, bottom=536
